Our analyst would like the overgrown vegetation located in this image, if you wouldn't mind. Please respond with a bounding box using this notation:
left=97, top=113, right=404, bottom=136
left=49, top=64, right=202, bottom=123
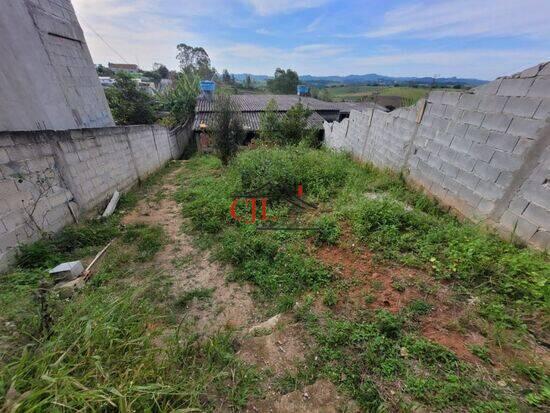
left=0, top=163, right=261, bottom=411
left=259, top=100, right=318, bottom=146
left=210, top=94, right=244, bottom=165
left=175, top=148, right=549, bottom=411
left=158, top=71, right=200, bottom=127
left=105, top=72, right=156, bottom=125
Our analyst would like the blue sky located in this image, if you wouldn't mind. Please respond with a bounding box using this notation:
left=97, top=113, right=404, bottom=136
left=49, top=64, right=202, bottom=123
left=73, top=0, right=550, bottom=80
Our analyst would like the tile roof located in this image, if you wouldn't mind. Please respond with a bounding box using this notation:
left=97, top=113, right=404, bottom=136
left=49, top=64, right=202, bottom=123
left=192, top=111, right=325, bottom=131
left=195, top=94, right=340, bottom=112
left=108, top=63, right=139, bottom=70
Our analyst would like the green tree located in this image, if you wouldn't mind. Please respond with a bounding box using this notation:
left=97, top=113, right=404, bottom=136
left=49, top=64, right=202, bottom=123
left=158, top=72, right=200, bottom=126
left=222, top=69, right=232, bottom=84
left=267, top=68, right=299, bottom=94
left=244, top=75, right=253, bottom=89
left=319, top=89, right=332, bottom=102
left=176, top=43, right=216, bottom=79
left=210, top=94, right=244, bottom=165
left=105, top=73, right=155, bottom=125
left=259, top=99, right=281, bottom=143
left=259, top=101, right=314, bottom=146
left=279, top=102, right=312, bottom=145
left=96, top=64, right=114, bottom=76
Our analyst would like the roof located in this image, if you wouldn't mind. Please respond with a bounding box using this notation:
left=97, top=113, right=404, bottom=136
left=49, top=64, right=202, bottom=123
left=195, top=94, right=340, bottom=113
left=193, top=111, right=325, bottom=131
left=108, top=63, right=139, bottom=70
left=330, top=101, right=388, bottom=113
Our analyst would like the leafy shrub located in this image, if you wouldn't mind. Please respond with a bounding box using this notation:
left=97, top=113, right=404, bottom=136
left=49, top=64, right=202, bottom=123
left=17, top=218, right=120, bottom=269
left=314, top=216, right=341, bottom=245
left=105, top=72, right=155, bottom=125
left=231, top=146, right=352, bottom=201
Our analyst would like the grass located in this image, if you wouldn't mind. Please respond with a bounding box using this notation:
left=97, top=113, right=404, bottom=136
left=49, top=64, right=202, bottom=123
left=174, top=148, right=549, bottom=411
left=177, top=287, right=215, bottom=308
left=2, top=148, right=548, bottom=411
left=0, top=160, right=262, bottom=411
left=324, top=85, right=433, bottom=105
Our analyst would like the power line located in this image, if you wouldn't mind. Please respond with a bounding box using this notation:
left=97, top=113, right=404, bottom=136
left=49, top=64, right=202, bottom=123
left=78, top=16, right=129, bottom=64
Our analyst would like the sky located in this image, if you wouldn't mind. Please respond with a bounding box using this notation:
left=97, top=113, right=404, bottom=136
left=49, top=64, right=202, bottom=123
left=72, top=0, right=550, bottom=80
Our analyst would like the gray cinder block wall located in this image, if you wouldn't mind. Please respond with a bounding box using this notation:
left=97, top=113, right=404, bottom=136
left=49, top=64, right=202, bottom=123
left=0, top=125, right=189, bottom=271
left=324, top=62, right=550, bottom=250
left=0, top=0, right=114, bottom=131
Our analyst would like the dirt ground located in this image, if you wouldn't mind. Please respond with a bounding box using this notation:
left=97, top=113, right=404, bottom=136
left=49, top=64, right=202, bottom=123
left=122, top=165, right=352, bottom=412
left=120, top=163, right=549, bottom=410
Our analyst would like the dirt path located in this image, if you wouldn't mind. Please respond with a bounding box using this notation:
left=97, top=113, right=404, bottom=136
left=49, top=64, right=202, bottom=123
left=122, top=163, right=354, bottom=412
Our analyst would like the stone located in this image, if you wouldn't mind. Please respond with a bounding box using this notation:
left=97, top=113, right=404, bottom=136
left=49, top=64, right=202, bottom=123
left=249, top=314, right=281, bottom=335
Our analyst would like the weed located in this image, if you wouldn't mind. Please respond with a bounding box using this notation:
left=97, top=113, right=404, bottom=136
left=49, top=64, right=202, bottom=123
left=17, top=217, right=120, bottom=269
left=391, top=277, right=407, bottom=292
left=171, top=254, right=194, bottom=269
left=323, top=289, right=338, bottom=307
left=122, top=223, right=165, bottom=261
left=469, top=344, right=492, bottom=363
left=176, top=287, right=215, bottom=308
left=405, top=299, right=433, bottom=317
left=314, top=215, right=341, bottom=245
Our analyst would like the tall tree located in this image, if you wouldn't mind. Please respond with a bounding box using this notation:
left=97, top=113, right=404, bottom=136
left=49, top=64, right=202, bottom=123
left=244, top=75, right=253, bottom=89
left=267, top=68, right=299, bottom=94
left=221, top=69, right=232, bottom=84
left=176, top=43, right=216, bottom=79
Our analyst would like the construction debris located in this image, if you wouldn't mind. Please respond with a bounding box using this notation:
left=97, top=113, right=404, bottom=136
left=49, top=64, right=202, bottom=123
left=83, top=240, right=114, bottom=280
left=102, top=190, right=120, bottom=218
left=48, top=261, right=84, bottom=282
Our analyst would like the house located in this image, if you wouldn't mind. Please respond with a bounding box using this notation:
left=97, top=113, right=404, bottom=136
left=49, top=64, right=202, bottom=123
left=192, top=90, right=395, bottom=151
left=108, top=63, right=140, bottom=74
left=193, top=94, right=343, bottom=149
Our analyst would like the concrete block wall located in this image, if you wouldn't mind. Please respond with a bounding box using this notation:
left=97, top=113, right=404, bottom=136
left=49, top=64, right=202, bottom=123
left=323, top=62, right=550, bottom=249
left=0, top=124, right=189, bottom=271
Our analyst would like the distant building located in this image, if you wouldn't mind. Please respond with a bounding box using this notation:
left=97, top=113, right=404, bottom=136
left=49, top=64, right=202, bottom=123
left=108, top=63, right=140, bottom=74
left=193, top=94, right=372, bottom=150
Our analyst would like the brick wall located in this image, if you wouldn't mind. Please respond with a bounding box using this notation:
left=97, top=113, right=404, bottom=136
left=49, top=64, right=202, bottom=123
left=0, top=125, right=189, bottom=271
left=324, top=62, right=550, bottom=249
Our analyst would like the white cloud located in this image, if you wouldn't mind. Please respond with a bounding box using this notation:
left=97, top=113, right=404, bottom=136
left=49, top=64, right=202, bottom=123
left=243, top=0, right=329, bottom=16
left=365, top=0, right=550, bottom=39
left=73, top=0, right=202, bottom=70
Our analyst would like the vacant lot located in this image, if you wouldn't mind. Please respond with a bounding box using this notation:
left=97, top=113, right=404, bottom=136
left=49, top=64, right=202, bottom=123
left=0, top=148, right=548, bottom=412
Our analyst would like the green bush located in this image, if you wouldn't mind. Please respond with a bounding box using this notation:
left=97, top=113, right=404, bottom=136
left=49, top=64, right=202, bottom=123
left=231, top=146, right=352, bottom=201
left=314, top=215, right=341, bottom=245
left=17, top=218, right=120, bottom=269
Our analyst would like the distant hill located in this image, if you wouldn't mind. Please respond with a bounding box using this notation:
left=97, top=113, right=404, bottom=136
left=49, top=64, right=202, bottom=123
left=232, top=73, right=487, bottom=88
